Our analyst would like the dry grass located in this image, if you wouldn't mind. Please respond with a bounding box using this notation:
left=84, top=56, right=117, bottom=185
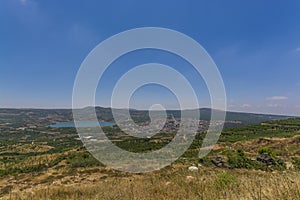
left=2, top=134, right=300, bottom=199
left=2, top=167, right=300, bottom=200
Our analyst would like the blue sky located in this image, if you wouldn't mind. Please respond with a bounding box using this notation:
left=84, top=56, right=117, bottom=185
left=0, top=0, right=300, bottom=115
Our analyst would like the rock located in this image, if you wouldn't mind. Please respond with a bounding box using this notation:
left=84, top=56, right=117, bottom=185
left=188, top=166, right=198, bottom=171
left=256, top=153, right=276, bottom=166
left=211, top=156, right=229, bottom=168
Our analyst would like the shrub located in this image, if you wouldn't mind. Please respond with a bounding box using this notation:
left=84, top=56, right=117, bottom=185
left=66, top=152, right=101, bottom=168
left=258, top=147, right=276, bottom=157
left=214, top=172, right=237, bottom=189
left=227, top=149, right=254, bottom=169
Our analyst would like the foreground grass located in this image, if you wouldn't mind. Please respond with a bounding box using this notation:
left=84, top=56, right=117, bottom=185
left=2, top=167, right=300, bottom=200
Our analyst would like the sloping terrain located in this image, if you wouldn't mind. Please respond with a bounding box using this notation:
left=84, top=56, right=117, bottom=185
left=0, top=110, right=299, bottom=199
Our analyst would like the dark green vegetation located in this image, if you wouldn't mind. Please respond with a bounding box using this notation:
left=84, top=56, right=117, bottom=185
left=219, top=118, right=300, bottom=142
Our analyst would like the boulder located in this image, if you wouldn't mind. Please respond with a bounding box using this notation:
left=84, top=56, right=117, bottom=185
left=256, top=153, right=276, bottom=166
left=188, top=166, right=198, bottom=171
left=211, top=156, right=229, bottom=168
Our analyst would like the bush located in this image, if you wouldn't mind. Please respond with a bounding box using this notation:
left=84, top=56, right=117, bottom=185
left=66, top=152, right=101, bottom=168
left=258, top=147, right=276, bottom=157
left=227, top=149, right=255, bottom=169
left=214, top=172, right=237, bottom=189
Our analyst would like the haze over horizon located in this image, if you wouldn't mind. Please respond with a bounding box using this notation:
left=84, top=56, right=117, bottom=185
left=1, top=0, right=300, bottom=116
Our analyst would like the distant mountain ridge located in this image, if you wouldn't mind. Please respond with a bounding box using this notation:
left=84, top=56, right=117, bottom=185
left=0, top=107, right=292, bottom=127
left=77, top=106, right=292, bottom=126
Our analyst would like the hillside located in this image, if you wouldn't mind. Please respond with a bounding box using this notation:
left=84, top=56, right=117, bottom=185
left=1, top=109, right=300, bottom=199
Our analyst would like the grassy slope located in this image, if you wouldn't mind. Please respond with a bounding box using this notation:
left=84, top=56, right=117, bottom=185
left=2, top=167, right=300, bottom=200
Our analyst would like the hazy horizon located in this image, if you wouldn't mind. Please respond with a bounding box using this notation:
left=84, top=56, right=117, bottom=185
left=0, top=105, right=297, bottom=117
